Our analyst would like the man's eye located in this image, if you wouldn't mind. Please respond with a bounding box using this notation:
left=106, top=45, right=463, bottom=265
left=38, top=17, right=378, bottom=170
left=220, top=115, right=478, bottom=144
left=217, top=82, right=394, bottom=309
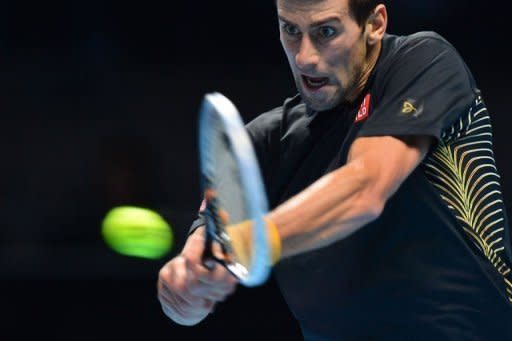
left=283, top=24, right=300, bottom=36
left=318, top=26, right=336, bottom=39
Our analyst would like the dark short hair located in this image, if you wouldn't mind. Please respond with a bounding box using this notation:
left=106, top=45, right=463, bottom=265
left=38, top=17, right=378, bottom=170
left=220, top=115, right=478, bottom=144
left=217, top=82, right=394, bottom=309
left=349, top=0, right=383, bottom=27
left=274, top=1, right=383, bottom=28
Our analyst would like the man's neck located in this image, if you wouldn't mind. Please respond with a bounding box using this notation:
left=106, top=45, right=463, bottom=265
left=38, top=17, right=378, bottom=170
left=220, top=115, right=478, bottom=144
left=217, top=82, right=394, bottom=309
left=346, top=41, right=382, bottom=104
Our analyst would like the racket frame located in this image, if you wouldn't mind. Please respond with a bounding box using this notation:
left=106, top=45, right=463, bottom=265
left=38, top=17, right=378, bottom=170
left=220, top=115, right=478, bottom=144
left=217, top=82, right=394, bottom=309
left=198, top=92, right=271, bottom=287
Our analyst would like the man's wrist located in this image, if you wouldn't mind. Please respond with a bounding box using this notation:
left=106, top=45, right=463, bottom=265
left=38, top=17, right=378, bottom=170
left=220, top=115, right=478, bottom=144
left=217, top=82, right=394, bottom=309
left=226, top=217, right=282, bottom=266
left=264, top=217, right=282, bottom=265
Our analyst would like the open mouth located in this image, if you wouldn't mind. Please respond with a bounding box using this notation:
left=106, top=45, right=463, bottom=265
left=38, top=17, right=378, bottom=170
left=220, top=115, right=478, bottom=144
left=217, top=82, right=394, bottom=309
left=302, top=75, right=329, bottom=89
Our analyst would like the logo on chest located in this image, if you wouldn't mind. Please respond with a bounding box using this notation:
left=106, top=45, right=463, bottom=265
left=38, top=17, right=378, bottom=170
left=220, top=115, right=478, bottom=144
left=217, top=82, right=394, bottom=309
left=354, top=93, right=371, bottom=123
left=401, top=98, right=423, bottom=118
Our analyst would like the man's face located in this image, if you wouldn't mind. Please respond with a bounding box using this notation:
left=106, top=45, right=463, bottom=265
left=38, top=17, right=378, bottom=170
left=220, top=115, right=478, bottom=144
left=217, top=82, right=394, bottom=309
left=277, top=0, right=369, bottom=111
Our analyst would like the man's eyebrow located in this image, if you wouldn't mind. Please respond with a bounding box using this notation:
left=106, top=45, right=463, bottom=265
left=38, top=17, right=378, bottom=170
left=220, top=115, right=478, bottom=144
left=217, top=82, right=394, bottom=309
left=277, top=15, right=293, bottom=24
left=278, top=15, right=341, bottom=27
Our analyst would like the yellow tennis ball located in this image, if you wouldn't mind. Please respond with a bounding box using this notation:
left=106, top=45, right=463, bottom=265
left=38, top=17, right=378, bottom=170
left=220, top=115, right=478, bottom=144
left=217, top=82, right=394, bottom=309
left=101, top=206, right=173, bottom=260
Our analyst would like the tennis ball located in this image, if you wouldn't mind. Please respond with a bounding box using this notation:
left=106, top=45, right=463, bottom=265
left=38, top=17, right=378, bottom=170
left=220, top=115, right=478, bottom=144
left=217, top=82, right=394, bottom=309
left=101, top=206, right=173, bottom=260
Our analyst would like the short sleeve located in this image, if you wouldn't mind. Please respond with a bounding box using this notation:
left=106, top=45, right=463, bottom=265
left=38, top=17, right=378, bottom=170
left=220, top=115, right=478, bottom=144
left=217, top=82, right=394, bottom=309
left=358, top=32, right=476, bottom=141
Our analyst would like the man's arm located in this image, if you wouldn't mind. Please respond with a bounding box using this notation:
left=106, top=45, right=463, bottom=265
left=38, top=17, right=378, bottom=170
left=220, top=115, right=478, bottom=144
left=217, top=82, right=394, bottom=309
left=267, top=135, right=434, bottom=259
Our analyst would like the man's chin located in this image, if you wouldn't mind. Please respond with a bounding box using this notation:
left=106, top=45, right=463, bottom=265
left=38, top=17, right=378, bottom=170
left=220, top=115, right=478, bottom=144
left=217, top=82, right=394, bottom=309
left=296, top=81, right=343, bottom=111
left=301, top=93, right=340, bottom=112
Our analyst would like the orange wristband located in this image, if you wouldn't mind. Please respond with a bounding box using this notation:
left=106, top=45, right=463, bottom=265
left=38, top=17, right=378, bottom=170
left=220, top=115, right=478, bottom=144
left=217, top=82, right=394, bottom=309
left=264, top=217, right=281, bottom=265
left=226, top=217, right=282, bottom=266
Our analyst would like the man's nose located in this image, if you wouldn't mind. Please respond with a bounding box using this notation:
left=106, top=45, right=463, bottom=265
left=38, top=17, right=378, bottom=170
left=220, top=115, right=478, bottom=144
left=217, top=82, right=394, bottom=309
left=295, top=36, right=320, bottom=72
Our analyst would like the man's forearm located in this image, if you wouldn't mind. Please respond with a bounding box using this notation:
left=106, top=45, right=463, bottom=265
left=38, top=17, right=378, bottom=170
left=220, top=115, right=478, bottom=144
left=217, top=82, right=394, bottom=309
left=268, top=160, right=383, bottom=259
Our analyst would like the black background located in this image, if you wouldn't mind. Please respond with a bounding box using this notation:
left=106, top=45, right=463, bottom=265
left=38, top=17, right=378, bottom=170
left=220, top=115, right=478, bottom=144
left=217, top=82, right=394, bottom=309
left=1, top=1, right=511, bottom=339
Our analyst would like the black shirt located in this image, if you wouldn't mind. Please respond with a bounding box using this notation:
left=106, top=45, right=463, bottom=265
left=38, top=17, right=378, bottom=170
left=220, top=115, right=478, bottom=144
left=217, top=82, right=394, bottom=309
left=193, top=32, right=512, bottom=339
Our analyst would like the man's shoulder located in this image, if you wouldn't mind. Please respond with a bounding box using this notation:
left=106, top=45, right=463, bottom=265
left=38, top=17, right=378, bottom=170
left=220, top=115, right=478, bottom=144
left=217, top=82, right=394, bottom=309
left=404, top=31, right=449, bottom=43
left=385, top=31, right=457, bottom=57
left=376, top=31, right=466, bottom=78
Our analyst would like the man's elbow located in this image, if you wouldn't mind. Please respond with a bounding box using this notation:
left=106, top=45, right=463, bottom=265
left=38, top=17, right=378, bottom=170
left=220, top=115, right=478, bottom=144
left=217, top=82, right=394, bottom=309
left=343, top=161, right=385, bottom=221
left=354, top=192, right=385, bottom=225
left=366, top=199, right=385, bottom=222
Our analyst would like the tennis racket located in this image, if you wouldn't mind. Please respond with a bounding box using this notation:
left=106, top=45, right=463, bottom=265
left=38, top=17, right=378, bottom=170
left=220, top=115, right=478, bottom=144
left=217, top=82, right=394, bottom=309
left=197, top=92, right=271, bottom=287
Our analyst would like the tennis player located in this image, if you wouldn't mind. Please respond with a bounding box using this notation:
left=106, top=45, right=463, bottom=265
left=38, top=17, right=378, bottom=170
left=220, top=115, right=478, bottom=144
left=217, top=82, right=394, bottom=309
left=158, top=0, right=512, bottom=338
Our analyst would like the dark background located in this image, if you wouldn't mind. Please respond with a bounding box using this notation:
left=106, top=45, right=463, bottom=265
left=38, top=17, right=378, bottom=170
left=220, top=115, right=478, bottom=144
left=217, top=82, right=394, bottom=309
left=1, top=1, right=511, bottom=339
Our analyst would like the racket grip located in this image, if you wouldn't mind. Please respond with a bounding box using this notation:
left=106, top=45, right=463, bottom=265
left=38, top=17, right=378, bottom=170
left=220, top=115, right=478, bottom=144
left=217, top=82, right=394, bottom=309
left=201, top=250, right=216, bottom=270
left=201, top=226, right=216, bottom=270
left=202, top=261, right=216, bottom=271
left=201, top=230, right=230, bottom=271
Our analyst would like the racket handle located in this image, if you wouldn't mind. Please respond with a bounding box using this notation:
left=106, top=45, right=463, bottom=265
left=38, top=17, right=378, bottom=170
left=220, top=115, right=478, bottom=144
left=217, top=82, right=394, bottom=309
left=202, top=259, right=216, bottom=270
left=201, top=230, right=216, bottom=270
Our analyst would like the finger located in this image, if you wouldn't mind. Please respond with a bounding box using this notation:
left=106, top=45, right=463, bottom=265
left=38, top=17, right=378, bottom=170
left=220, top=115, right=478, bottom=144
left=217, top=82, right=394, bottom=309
left=181, top=258, right=237, bottom=302
left=195, top=262, right=238, bottom=290
left=197, top=262, right=239, bottom=286
left=181, top=233, right=207, bottom=263
left=169, top=251, right=237, bottom=298
left=211, top=241, right=223, bottom=259
left=159, top=277, right=203, bottom=308
left=159, top=273, right=222, bottom=321
left=160, top=296, right=210, bottom=325
left=187, top=281, right=236, bottom=302
left=185, top=264, right=237, bottom=297
left=159, top=258, right=207, bottom=307
left=203, top=298, right=216, bottom=312
left=159, top=289, right=190, bottom=318
left=157, top=256, right=224, bottom=324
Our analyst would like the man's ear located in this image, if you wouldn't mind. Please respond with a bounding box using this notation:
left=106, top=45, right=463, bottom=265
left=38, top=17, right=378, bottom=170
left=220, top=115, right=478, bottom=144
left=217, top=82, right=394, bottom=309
left=365, top=4, right=387, bottom=46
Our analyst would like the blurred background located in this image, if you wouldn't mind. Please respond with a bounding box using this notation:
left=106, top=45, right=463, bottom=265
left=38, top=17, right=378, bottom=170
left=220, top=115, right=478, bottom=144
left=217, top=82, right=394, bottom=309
left=1, top=0, right=510, bottom=339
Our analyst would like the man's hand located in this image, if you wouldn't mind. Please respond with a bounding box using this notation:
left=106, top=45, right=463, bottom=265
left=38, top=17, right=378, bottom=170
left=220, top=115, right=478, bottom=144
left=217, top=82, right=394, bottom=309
left=157, top=228, right=238, bottom=326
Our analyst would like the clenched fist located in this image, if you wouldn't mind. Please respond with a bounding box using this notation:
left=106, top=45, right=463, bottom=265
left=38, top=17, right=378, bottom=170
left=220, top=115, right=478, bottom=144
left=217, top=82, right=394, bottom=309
left=157, top=227, right=238, bottom=326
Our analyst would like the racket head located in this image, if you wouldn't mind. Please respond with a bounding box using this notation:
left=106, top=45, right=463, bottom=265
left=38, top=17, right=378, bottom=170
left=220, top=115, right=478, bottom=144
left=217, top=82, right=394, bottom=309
left=198, top=92, right=271, bottom=287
